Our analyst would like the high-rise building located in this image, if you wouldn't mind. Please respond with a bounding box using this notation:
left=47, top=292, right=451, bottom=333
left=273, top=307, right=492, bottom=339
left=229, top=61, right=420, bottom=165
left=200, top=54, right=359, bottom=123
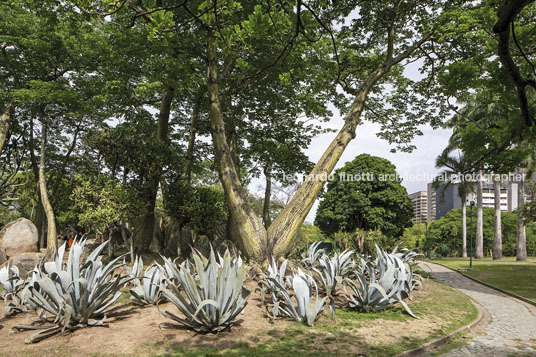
left=408, top=191, right=428, bottom=224
left=427, top=183, right=436, bottom=223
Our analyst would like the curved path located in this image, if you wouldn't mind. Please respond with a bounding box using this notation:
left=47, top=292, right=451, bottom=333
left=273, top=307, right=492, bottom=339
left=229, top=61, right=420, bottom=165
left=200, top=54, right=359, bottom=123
left=419, top=262, right=536, bottom=357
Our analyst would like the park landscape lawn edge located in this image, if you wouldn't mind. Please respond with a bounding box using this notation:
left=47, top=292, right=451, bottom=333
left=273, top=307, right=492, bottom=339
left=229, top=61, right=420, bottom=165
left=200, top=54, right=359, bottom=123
left=395, top=279, right=484, bottom=356
left=430, top=261, right=536, bottom=306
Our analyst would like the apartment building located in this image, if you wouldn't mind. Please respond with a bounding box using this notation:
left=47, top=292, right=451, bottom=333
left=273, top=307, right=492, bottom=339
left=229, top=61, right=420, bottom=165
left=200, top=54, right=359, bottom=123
left=408, top=191, right=428, bottom=224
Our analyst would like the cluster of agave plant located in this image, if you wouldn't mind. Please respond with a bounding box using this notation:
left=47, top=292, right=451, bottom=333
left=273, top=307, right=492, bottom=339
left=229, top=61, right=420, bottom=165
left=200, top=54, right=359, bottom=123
left=256, top=242, right=423, bottom=326
left=0, top=238, right=251, bottom=342
left=0, top=238, right=422, bottom=344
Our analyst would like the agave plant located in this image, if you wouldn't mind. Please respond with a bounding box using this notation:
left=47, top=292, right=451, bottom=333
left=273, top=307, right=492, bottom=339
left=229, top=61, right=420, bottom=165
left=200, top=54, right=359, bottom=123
left=158, top=247, right=250, bottom=332
left=301, top=241, right=325, bottom=268
left=313, top=249, right=355, bottom=296
left=343, top=245, right=419, bottom=319
left=0, top=263, right=29, bottom=316
left=266, top=269, right=327, bottom=326
left=15, top=239, right=129, bottom=343
left=125, top=255, right=144, bottom=280
left=129, top=263, right=164, bottom=305
left=257, top=257, right=294, bottom=307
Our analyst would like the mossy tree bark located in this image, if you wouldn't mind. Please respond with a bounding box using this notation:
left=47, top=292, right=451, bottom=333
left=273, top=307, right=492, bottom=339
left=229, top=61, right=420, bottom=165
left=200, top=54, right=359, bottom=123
left=0, top=103, right=12, bottom=154
left=38, top=120, right=57, bottom=254
left=207, top=24, right=433, bottom=259
left=262, top=163, right=272, bottom=229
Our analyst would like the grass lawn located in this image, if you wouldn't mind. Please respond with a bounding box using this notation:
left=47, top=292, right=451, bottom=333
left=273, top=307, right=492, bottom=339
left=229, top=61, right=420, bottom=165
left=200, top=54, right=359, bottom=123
left=430, top=257, right=536, bottom=302
left=153, top=281, right=477, bottom=357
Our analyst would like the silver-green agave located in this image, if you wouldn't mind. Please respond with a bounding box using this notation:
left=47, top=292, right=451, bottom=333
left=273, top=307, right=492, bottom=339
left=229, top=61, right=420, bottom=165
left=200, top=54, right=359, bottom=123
left=313, top=249, right=355, bottom=296
left=159, top=247, right=250, bottom=332
left=129, top=260, right=164, bottom=305
left=266, top=268, right=328, bottom=326
left=16, top=239, right=128, bottom=343
left=343, top=244, right=419, bottom=319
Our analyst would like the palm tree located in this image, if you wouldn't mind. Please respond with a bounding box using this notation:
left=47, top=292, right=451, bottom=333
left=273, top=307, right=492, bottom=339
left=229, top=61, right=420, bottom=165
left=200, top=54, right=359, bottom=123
left=434, top=151, right=475, bottom=257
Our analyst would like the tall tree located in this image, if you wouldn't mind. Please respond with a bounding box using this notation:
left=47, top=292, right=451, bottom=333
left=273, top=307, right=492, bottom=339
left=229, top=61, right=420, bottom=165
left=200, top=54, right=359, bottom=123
left=315, top=154, right=414, bottom=239
left=433, top=151, right=474, bottom=257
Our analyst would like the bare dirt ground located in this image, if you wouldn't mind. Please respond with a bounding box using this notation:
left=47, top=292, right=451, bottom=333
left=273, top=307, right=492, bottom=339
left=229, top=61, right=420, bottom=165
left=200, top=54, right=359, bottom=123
left=0, top=279, right=472, bottom=356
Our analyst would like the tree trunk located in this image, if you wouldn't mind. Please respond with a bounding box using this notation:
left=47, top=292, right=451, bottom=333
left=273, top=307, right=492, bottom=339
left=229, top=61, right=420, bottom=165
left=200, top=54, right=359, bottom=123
left=475, top=169, right=484, bottom=258
left=38, top=120, right=57, bottom=253
left=138, top=85, right=174, bottom=253
left=493, top=179, right=502, bottom=259
left=120, top=222, right=133, bottom=262
left=107, top=227, right=114, bottom=258
left=461, top=195, right=467, bottom=257
left=207, top=27, right=426, bottom=259
left=517, top=168, right=527, bottom=260
left=185, top=91, right=202, bottom=183
left=0, top=103, right=12, bottom=154
left=207, top=32, right=267, bottom=258
left=263, top=163, right=273, bottom=229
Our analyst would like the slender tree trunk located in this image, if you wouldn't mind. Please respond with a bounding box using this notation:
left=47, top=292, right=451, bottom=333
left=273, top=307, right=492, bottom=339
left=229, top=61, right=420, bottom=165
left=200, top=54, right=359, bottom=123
left=38, top=120, right=57, bottom=253
left=137, top=86, right=174, bottom=253
left=263, top=163, right=273, bottom=229
left=185, top=91, right=202, bottom=183
left=461, top=196, right=467, bottom=257
left=0, top=103, right=12, bottom=154
left=475, top=169, right=484, bottom=258
left=120, top=222, right=133, bottom=262
left=493, top=179, right=502, bottom=259
left=107, top=227, right=114, bottom=258
left=517, top=168, right=527, bottom=260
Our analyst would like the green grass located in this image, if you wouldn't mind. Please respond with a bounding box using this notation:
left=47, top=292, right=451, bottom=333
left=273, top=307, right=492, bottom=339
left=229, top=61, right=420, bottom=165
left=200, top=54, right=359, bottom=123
left=430, top=257, right=536, bottom=302
left=148, top=280, right=478, bottom=357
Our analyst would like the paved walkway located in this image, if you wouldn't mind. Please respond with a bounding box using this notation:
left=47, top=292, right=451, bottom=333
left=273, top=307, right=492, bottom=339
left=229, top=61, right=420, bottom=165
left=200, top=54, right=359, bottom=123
left=419, top=262, right=536, bottom=357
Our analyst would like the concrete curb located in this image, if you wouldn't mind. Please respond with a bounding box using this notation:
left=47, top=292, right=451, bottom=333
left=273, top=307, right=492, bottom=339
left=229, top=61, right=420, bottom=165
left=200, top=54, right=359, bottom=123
left=395, top=293, right=484, bottom=357
left=433, top=263, right=536, bottom=308
left=462, top=275, right=536, bottom=306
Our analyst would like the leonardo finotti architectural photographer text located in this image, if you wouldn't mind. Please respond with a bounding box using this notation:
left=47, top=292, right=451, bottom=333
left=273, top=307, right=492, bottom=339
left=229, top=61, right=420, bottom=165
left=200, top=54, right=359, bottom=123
left=283, top=172, right=525, bottom=183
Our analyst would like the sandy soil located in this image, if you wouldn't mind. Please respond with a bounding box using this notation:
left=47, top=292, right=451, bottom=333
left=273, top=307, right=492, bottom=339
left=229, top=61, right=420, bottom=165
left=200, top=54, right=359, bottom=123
left=0, top=279, right=464, bottom=356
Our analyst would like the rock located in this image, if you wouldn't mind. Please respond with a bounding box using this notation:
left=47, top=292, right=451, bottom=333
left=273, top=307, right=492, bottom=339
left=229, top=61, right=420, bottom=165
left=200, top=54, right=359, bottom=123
left=7, top=252, right=42, bottom=278
left=0, top=218, right=38, bottom=257
left=0, top=248, right=7, bottom=265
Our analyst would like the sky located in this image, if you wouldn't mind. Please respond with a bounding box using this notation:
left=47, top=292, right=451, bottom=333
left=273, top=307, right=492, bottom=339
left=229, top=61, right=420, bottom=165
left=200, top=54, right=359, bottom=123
left=248, top=58, right=454, bottom=223
left=249, top=112, right=452, bottom=223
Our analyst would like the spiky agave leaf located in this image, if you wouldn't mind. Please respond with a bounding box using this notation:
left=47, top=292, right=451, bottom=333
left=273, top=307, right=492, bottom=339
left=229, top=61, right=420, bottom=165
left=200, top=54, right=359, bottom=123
left=301, top=241, right=326, bottom=268
left=159, top=247, right=250, bottom=332
left=16, top=238, right=129, bottom=343
left=314, top=249, right=355, bottom=296
left=266, top=268, right=327, bottom=326
left=130, top=263, right=164, bottom=305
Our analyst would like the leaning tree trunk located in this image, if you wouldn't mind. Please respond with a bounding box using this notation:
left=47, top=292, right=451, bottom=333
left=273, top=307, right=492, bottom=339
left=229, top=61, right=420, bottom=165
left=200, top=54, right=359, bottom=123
left=461, top=195, right=467, bottom=257
left=475, top=169, right=484, bottom=258
left=493, top=178, right=502, bottom=259
left=207, top=25, right=431, bottom=259
left=517, top=168, right=527, bottom=260
left=0, top=103, right=12, bottom=154
left=38, top=120, right=57, bottom=253
left=263, top=163, right=273, bottom=229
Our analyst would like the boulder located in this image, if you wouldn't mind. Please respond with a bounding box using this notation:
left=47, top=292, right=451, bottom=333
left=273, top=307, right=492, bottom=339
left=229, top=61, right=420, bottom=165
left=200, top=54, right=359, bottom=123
left=7, top=252, right=42, bottom=279
left=0, top=248, right=7, bottom=266
left=0, top=218, right=38, bottom=257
